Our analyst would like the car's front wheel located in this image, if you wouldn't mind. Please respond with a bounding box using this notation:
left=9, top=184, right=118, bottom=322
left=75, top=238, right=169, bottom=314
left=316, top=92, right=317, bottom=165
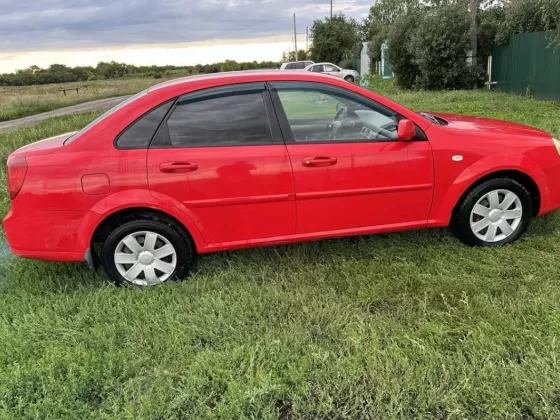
left=101, top=218, right=194, bottom=286
left=344, top=75, right=355, bottom=83
left=451, top=178, right=532, bottom=246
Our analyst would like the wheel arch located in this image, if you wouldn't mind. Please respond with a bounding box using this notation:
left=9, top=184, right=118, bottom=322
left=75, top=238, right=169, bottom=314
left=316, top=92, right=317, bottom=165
left=429, top=155, right=549, bottom=226
left=75, top=191, right=207, bottom=259
left=91, top=207, right=197, bottom=250
left=452, top=169, right=541, bottom=218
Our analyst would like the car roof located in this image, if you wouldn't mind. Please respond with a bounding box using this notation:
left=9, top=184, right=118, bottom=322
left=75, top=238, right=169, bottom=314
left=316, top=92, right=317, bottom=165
left=312, top=62, right=338, bottom=66
left=148, top=70, right=345, bottom=94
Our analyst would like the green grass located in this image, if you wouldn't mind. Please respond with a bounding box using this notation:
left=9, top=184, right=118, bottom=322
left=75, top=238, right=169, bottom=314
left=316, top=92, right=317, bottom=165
left=0, top=75, right=188, bottom=122
left=2, top=81, right=560, bottom=418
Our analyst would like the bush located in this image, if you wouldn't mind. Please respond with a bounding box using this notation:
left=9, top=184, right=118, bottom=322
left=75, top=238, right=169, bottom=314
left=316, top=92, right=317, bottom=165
left=411, top=4, right=482, bottom=90
left=339, top=59, right=360, bottom=72
left=386, top=11, right=421, bottom=89
left=387, top=4, right=484, bottom=90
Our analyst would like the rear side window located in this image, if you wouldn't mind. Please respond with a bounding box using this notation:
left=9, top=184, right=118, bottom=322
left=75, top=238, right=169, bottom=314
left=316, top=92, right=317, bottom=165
left=285, top=63, right=295, bottom=70
left=116, top=100, right=174, bottom=148
left=65, top=90, right=148, bottom=144
left=153, top=88, right=273, bottom=148
left=295, top=62, right=306, bottom=70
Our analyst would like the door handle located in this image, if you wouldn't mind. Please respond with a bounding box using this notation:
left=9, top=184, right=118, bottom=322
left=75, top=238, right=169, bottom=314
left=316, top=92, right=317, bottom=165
left=302, top=156, right=338, bottom=167
left=159, top=162, right=198, bottom=173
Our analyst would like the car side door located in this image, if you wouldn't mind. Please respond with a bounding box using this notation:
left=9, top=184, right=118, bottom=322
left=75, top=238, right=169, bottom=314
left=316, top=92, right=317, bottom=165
left=147, top=83, right=296, bottom=246
left=310, top=65, right=325, bottom=73
left=323, top=64, right=342, bottom=78
left=269, top=81, right=434, bottom=235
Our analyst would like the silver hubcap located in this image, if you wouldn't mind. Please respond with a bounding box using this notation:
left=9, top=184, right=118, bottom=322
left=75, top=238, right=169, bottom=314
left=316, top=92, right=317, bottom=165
left=470, top=189, right=523, bottom=243
left=114, top=231, right=177, bottom=286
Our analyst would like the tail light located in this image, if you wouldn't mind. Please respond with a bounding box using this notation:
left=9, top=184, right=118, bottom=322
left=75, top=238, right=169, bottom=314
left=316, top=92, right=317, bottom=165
left=7, top=157, right=28, bottom=200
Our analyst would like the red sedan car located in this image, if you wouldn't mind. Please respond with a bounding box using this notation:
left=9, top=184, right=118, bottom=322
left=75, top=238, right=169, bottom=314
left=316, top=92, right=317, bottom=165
left=4, top=71, right=560, bottom=286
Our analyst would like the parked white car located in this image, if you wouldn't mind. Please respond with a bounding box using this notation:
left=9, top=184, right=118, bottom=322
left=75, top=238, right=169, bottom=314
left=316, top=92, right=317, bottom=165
left=304, top=62, right=360, bottom=82
left=279, top=61, right=315, bottom=70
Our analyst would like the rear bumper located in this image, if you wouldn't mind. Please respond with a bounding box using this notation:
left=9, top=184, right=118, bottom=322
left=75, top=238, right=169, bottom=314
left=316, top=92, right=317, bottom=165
left=3, top=208, right=93, bottom=262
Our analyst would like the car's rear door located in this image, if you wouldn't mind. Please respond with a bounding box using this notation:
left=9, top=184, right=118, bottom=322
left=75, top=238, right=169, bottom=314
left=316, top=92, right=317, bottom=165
left=269, top=81, right=434, bottom=235
left=147, top=83, right=296, bottom=246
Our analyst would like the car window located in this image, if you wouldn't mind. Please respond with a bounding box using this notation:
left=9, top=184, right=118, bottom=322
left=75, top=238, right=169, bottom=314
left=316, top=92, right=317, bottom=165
left=295, top=62, right=306, bottom=70
left=324, top=64, right=338, bottom=72
left=311, top=65, right=324, bottom=73
left=285, top=63, right=295, bottom=70
left=116, top=100, right=174, bottom=148
left=155, top=91, right=273, bottom=148
left=272, top=83, right=398, bottom=143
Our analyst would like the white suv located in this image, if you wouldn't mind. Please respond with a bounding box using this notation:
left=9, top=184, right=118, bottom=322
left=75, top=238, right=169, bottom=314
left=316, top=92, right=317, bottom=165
left=279, top=61, right=314, bottom=70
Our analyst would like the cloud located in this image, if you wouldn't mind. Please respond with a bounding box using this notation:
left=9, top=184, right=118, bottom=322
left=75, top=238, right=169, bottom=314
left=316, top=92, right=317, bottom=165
left=0, top=0, right=371, bottom=52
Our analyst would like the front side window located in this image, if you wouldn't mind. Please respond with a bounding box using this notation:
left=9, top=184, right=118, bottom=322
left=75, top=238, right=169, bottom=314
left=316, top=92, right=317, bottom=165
left=294, top=62, right=306, bottom=70
left=154, top=88, right=273, bottom=148
left=272, top=82, right=399, bottom=143
left=116, top=100, right=174, bottom=148
left=285, top=63, right=295, bottom=70
left=324, top=64, right=339, bottom=72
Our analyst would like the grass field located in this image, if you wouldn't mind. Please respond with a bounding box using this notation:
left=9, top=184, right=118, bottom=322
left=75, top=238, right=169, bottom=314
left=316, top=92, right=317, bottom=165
left=0, top=76, right=181, bottom=122
left=1, top=80, right=560, bottom=418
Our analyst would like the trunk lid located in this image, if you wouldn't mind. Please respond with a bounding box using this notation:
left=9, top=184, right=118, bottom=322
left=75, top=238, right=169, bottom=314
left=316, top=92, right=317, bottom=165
left=10, top=131, right=77, bottom=158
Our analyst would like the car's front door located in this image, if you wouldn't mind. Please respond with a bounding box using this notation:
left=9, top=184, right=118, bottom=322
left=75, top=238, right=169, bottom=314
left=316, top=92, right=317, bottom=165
left=147, top=83, right=296, bottom=246
left=269, top=81, right=434, bottom=235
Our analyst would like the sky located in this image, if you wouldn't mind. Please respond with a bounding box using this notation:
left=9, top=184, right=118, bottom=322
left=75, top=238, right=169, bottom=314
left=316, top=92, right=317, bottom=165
left=0, top=0, right=371, bottom=73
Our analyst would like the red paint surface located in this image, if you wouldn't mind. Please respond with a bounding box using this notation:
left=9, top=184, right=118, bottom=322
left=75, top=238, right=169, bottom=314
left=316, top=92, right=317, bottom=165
left=3, top=71, right=560, bottom=262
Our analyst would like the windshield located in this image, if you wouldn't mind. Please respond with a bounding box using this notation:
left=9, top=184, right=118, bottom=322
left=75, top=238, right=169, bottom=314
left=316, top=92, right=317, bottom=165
left=64, top=90, right=148, bottom=144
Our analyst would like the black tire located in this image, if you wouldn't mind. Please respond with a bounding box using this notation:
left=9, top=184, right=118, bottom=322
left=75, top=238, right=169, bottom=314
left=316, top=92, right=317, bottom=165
left=344, top=75, right=355, bottom=83
left=101, top=218, right=194, bottom=286
left=451, top=177, right=533, bottom=246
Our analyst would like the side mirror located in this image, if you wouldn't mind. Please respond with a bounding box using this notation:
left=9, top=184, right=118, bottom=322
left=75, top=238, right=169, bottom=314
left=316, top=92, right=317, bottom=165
left=397, top=119, right=415, bottom=142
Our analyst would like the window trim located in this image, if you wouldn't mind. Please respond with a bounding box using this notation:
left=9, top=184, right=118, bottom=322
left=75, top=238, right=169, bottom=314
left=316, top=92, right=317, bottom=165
left=114, top=98, right=177, bottom=150
left=267, top=81, right=427, bottom=145
left=149, top=82, right=283, bottom=149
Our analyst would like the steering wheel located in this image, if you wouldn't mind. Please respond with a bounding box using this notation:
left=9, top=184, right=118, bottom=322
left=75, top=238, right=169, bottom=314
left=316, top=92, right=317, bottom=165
left=375, top=118, right=400, bottom=140
left=329, top=106, right=347, bottom=140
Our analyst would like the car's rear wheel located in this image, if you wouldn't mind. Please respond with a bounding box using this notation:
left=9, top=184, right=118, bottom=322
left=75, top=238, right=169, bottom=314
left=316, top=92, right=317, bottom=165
left=451, top=178, right=532, bottom=246
left=101, top=219, right=194, bottom=286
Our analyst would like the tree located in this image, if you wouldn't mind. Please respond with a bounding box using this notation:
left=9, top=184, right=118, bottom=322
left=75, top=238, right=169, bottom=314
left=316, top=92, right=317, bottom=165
left=495, top=0, right=560, bottom=45
left=221, top=60, right=240, bottom=72
left=469, top=0, right=478, bottom=66
left=296, top=50, right=308, bottom=60
left=310, top=14, right=360, bottom=63
left=363, top=0, right=419, bottom=62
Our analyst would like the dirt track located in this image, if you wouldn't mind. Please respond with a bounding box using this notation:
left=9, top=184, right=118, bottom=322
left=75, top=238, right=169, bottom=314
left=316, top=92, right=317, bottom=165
left=0, top=95, right=130, bottom=133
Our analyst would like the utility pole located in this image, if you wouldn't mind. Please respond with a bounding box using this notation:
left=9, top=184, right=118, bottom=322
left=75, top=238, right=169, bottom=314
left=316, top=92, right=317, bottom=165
left=330, top=0, right=333, bottom=18
left=293, top=13, right=298, bottom=58
left=306, top=26, right=309, bottom=51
